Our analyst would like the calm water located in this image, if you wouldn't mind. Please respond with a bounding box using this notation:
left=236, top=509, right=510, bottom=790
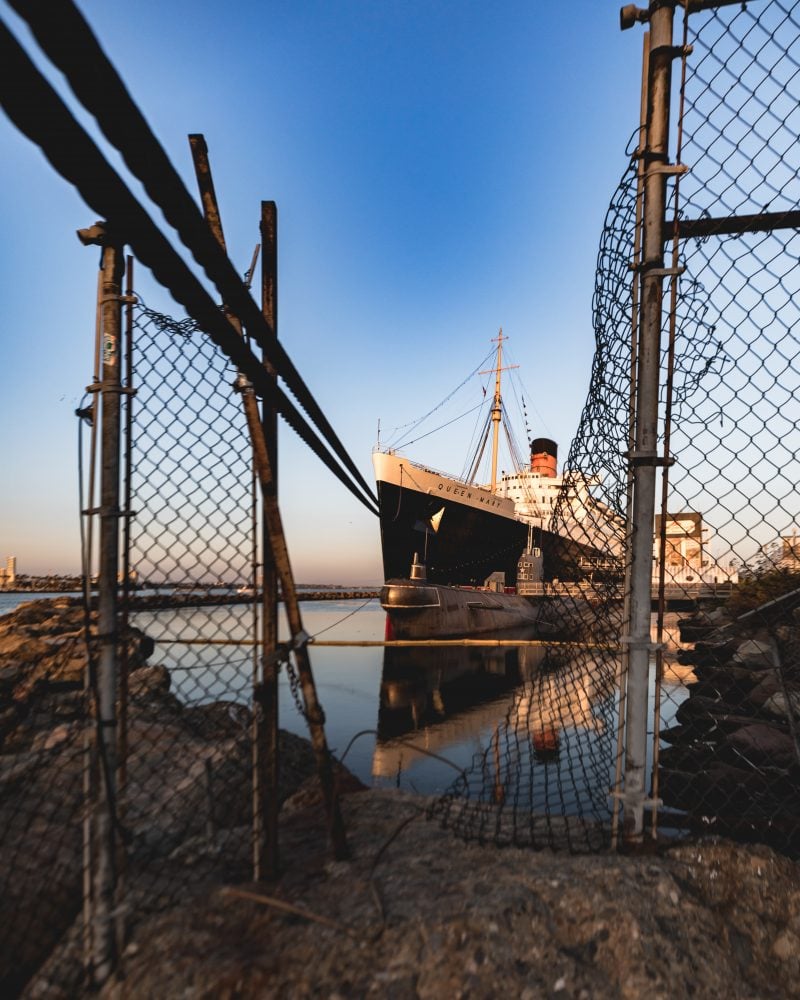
left=0, top=592, right=84, bottom=615
left=1, top=593, right=691, bottom=806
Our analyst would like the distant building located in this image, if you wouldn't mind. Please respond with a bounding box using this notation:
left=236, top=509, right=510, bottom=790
left=653, top=513, right=738, bottom=587
left=779, top=531, right=800, bottom=570
left=0, top=555, right=17, bottom=588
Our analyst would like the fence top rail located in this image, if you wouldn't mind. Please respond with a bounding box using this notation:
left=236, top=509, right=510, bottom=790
left=144, top=636, right=619, bottom=650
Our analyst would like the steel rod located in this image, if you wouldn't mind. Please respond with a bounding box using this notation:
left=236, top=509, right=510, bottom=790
left=613, top=29, right=651, bottom=852
left=665, top=209, right=800, bottom=240
left=114, top=252, right=134, bottom=953
left=152, top=637, right=618, bottom=650
left=119, top=256, right=134, bottom=793
left=81, top=257, right=104, bottom=984
left=623, top=0, right=675, bottom=848
left=93, top=237, right=123, bottom=984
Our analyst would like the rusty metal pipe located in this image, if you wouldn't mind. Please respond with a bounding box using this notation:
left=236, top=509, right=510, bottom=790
left=187, top=137, right=347, bottom=861
left=256, top=200, right=280, bottom=878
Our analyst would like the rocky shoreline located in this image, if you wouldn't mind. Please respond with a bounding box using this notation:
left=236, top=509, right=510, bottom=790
left=0, top=599, right=324, bottom=996
left=659, top=595, right=800, bottom=853
left=3, top=598, right=800, bottom=998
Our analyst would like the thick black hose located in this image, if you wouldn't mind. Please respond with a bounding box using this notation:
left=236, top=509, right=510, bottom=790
left=0, top=22, right=378, bottom=516
left=7, top=0, right=377, bottom=508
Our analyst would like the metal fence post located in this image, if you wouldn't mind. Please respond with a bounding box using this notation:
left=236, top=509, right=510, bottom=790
left=256, top=200, right=280, bottom=879
left=622, top=0, right=675, bottom=847
left=94, top=231, right=124, bottom=981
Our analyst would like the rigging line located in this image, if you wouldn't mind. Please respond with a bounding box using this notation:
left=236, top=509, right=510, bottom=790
left=495, top=400, right=516, bottom=469
left=467, top=414, right=492, bottom=484
left=504, top=369, right=530, bottom=440
left=391, top=463, right=403, bottom=522
left=393, top=401, right=485, bottom=451
left=399, top=463, right=439, bottom=496
left=460, top=396, right=492, bottom=481
left=504, top=345, right=551, bottom=437
left=504, top=402, right=528, bottom=473
left=502, top=416, right=523, bottom=474
left=0, top=26, right=378, bottom=518
left=10, top=0, right=376, bottom=509
left=383, top=347, right=495, bottom=448
left=308, top=594, right=379, bottom=640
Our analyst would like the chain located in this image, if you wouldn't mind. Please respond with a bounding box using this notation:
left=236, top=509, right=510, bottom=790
left=284, top=652, right=308, bottom=721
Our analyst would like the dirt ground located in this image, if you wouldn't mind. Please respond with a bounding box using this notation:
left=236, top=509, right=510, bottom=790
left=23, top=785, right=800, bottom=1000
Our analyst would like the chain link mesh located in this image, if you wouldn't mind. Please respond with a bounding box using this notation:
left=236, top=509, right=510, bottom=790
left=120, top=302, right=259, bottom=899
left=434, top=0, right=800, bottom=856
left=655, top=0, right=800, bottom=853
left=1, top=604, right=90, bottom=994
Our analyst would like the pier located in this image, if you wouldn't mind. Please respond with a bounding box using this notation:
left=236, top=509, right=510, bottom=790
left=520, top=580, right=733, bottom=609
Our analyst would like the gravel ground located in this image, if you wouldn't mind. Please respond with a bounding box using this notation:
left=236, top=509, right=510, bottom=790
left=65, top=787, right=800, bottom=1000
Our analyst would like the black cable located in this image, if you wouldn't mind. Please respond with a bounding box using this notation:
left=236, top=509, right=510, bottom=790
left=1, top=23, right=378, bottom=517
left=8, top=0, right=377, bottom=509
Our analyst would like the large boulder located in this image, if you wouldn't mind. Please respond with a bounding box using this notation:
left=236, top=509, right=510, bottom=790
left=732, top=639, right=773, bottom=670
left=724, top=723, right=798, bottom=768
left=128, top=663, right=172, bottom=700
left=762, top=690, right=800, bottom=722
left=747, top=673, right=783, bottom=708
left=0, top=632, right=52, bottom=665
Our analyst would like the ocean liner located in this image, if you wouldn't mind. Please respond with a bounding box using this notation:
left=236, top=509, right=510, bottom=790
left=372, top=332, right=622, bottom=592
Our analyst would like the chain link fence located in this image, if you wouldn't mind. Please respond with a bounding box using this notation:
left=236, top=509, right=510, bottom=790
left=0, top=296, right=324, bottom=994
left=2, top=1, right=798, bottom=994
left=434, top=0, right=800, bottom=856
left=654, top=0, right=800, bottom=852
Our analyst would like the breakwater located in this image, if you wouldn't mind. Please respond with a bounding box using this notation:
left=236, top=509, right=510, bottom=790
left=125, top=589, right=379, bottom=611
left=2, top=589, right=380, bottom=613
left=658, top=596, right=800, bottom=855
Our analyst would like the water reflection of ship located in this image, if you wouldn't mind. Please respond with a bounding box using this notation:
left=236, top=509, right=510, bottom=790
left=372, top=637, right=617, bottom=780
left=507, top=651, right=616, bottom=760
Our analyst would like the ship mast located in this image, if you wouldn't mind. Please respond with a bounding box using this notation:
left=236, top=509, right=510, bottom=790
left=480, top=329, right=517, bottom=492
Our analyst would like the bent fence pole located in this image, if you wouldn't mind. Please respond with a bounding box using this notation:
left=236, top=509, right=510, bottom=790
left=239, top=397, right=349, bottom=859
left=187, top=135, right=348, bottom=862
left=258, top=200, right=280, bottom=879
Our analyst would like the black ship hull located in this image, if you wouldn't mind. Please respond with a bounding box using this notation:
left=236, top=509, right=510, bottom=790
left=376, top=478, right=611, bottom=587
left=376, top=478, right=525, bottom=586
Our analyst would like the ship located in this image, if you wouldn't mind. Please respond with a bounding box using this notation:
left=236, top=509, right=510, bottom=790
left=372, top=331, right=622, bottom=599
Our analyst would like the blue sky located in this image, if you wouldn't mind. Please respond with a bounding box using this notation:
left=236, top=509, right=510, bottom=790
left=1, top=1, right=643, bottom=583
